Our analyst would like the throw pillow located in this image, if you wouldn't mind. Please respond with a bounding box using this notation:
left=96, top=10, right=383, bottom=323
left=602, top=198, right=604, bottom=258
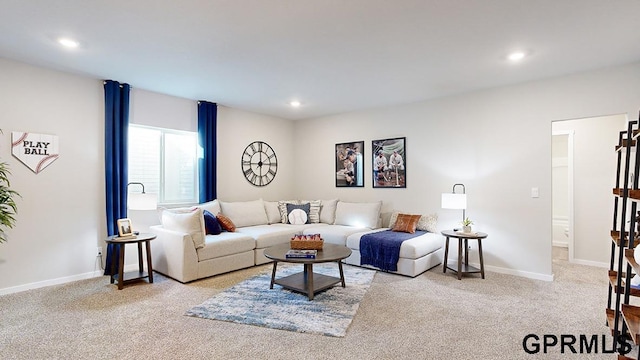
left=392, top=213, right=421, bottom=234
left=203, top=210, right=222, bottom=235
left=286, top=203, right=311, bottom=224
left=288, top=209, right=308, bottom=225
left=389, top=211, right=438, bottom=233
left=216, top=213, right=236, bottom=232
left=416, top=213, right=438, bottom=233
left=277, top=200, right=299, bottom=223
left=161, top=207, right=206, bottom=249
left=388, top=211, right=399, bottom=228
left=299, top=200, right=321, bottom=224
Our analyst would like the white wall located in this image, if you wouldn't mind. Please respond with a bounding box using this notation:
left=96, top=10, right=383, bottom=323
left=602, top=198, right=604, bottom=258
left=0, top=58, right=105, bottom=293
left=0, top=61, right=296, bottom=294
left=216, top=106, right=296, bottom=202
left=294, top=62, right=640, bottom=280
left=553, top=114, right=626, bottom=266
left=2, top=54, right=639, bottom=291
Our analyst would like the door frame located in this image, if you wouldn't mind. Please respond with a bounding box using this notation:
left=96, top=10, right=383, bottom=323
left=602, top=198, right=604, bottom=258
left=552, top=130, right=575, bottom=262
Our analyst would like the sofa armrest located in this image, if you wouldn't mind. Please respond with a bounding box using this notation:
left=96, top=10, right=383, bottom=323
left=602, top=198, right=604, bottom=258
left=150, top=225, right=199, bottom=283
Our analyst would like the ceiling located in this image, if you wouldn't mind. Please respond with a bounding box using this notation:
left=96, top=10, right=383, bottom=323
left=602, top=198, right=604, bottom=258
left=1, top=0, right=640, bottom=120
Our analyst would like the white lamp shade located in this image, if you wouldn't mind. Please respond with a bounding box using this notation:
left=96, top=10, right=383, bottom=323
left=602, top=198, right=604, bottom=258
left=441, top=193, right=467, bottom=210
left=128, top=193, right=158, bottom=210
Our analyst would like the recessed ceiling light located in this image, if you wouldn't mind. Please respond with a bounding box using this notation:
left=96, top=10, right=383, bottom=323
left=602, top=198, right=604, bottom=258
left=58, top=38, right=79, bottom=48
left=289, top=100, right=301, bottom=107
left=508, top=51, right=526, bottom=62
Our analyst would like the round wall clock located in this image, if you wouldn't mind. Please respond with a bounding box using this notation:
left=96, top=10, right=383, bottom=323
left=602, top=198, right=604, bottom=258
left=241, top=141, right=278, bottom=186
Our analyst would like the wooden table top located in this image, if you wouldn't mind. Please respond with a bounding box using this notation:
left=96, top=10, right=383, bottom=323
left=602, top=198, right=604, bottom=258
left=264, top=242, right=352, bottom=263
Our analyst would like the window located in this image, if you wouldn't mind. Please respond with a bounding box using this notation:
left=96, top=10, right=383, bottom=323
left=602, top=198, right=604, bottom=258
left=128, top=124, right=199, bottom=205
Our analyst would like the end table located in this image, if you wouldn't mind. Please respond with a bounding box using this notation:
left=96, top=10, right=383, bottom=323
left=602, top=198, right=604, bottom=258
left=441, top=230, right=488, bottom=280
left=104, top=233, right=156, bottom=289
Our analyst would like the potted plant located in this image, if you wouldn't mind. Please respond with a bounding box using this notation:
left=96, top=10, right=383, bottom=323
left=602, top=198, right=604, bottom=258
left=0, top=130, right=20, bottom=243
left=461, top=217, right=474, bottom=233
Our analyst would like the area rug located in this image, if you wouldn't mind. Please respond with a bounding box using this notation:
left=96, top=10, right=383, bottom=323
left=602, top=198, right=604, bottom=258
left=185, top=263, right=376, bottom=337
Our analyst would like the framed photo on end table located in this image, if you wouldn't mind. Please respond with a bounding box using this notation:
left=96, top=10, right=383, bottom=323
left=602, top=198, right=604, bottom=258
left=335, top=141, right=364, bottom=187
left=372, top=137, right=406, bottom=188
left=117, top=218, right=134, bottom=237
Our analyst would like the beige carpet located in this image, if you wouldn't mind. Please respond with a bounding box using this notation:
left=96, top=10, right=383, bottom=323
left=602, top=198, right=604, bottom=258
left=0, top=255, right=628, bottom=359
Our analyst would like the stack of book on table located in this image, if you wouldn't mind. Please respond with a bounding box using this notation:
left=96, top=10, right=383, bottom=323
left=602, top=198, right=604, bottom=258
left=285, top=249, right=317, bottom=259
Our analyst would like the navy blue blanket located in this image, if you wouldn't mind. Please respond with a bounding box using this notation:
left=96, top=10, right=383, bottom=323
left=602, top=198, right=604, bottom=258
left=360, top=230, right=427, bottom=271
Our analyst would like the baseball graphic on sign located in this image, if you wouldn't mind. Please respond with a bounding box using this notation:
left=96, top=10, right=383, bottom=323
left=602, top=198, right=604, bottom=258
left=12, top=132, right=60, bottom=174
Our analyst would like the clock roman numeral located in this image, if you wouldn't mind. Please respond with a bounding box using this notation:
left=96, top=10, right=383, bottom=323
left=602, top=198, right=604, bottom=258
left=244, top=168, right=253, bottom=177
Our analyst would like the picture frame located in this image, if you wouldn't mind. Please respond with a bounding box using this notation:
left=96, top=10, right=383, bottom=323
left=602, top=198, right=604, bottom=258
left=335, top=141, right=364, bottom=187
left=117, top=218, right=134, bottom=237
left=372, top=137, right=406, bottom=188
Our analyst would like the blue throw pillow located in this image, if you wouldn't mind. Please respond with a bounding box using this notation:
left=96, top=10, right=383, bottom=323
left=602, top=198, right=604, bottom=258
left=286, top=203, right=311, bottom=224
left=203, top=210, right=222, bottom=235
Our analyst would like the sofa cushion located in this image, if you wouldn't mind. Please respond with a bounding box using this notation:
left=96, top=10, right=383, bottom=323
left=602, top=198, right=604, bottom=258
left=392, top=214, right=421, bottom=234
left=334, top=201, right=381, bottom=229
left=203, top=210, right=222, bottom=235
left=319, top=199, right=338, bottom=224
left=196, top=232, right=256, bottom=261
left=389, top=211, right=438, bottom=233
left=264, top=201, right=282, bottom=224
left=199, top=199, right=221, bottom=216
left=299, top=200, right=321, bottom=224
left=219, top=199, right=268, bottom=228
left=216, top=213, right=236, bottom=232
left=303, top=225, right=367, bottom=246
left=161, top=207, right=206, bottom=249
left=277, top=200, right=299, bottom=223
left=237, top=225, right=300, bottom=249
left=286, top=203, right=310, bottom=224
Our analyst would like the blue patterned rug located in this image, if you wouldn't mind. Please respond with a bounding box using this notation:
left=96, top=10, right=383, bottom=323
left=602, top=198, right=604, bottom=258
left=185, top=263, right=376, bottom=337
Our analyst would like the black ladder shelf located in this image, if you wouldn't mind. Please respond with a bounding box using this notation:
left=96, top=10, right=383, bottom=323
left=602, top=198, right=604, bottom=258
left=607, top=116, right=640, bottom=359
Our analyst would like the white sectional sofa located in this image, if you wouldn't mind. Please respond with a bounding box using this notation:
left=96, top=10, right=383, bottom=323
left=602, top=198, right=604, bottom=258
left=150, top=199, right=444, bottom=283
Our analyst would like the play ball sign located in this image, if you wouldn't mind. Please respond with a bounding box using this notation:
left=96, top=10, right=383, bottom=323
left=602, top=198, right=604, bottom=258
left=11, top=132, right=59, bottom=174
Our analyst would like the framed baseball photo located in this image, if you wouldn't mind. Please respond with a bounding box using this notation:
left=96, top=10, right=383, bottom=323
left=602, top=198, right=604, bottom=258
left=335, top=141, right=364, bottom=187
left=372, top=137, right=406, bottom=188
left=117, top=218, right=134, bottom=237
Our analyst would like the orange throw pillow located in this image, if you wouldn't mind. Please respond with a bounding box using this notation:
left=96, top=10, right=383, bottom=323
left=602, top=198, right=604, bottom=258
left=216, top=213, right=236, bottom=232
left=391, top=214, right=421, bottom=234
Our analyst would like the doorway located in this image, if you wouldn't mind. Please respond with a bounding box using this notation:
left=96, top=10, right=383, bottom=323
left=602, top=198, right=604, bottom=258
left=551, top=114, right=626, bottom=268
left=551, top=131, right=573, bottom=262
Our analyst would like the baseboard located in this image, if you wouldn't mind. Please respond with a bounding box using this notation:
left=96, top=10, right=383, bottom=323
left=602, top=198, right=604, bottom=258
left=473, top=263, right=554, bottom=282
left=570, top=258, right=609, bottom=268
left=0, top=263, right=143, bottom=296
left=0, top=270, right=105, bottom=296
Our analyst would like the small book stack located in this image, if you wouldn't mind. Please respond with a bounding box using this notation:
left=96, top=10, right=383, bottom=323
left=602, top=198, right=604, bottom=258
left=116, top=234, right=137, bottom=240
left=285, top=249, right=317, bottom=259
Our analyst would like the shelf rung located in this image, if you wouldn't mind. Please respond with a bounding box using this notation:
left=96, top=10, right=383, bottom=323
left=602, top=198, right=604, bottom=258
left=622, top=304, right=640, bottom=345
left=608, top=270, right=640, bottom=297
left=612, top=188, right=640, bottom=199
